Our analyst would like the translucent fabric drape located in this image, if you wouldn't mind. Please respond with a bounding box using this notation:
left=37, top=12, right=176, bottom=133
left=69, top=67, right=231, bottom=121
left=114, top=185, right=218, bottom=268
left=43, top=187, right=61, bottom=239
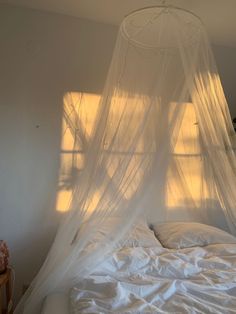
left=15, top=6, right=236, bottom=314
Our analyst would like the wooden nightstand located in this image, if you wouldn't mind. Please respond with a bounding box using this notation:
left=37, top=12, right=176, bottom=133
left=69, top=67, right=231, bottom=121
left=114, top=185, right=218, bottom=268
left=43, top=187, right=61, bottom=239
left=0, top=269, right=13, bottom=314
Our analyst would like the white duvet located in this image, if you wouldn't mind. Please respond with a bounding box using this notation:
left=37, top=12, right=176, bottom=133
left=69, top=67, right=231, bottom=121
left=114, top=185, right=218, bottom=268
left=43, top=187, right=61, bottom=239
left=70, top=243, right=236, bottom=313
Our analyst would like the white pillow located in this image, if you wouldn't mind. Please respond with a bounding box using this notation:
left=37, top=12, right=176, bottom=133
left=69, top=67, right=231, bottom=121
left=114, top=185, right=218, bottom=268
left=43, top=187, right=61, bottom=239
left=122, top=221, right=162, bottom=248
left=151, top=222, right=236, bottom=249
left=94, top=218, right=162, bottom=248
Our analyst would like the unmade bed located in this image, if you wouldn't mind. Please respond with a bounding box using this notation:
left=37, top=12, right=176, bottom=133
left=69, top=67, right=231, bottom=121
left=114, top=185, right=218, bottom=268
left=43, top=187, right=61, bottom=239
left=42, top=222, right=236, bottom=314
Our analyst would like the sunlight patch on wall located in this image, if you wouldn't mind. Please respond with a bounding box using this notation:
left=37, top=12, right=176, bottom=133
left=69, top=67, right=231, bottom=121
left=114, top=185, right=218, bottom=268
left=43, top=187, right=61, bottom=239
left=166, top=103, right=210, bottom=209
left=57, top=92, right=148, bottom=212
left=56, top=92, right=101, bottom=212
left=56, top=94, right=210, bottom=213
left=56, top=190, right=72, bottom=213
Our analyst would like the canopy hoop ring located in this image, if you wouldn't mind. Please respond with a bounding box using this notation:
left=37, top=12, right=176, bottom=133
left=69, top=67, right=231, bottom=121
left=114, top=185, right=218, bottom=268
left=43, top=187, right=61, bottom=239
left=124, top=5, right=202, bottom=23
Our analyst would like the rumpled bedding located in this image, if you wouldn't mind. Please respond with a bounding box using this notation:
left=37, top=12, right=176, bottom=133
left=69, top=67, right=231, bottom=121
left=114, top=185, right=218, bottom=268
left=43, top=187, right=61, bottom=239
left=70, top=243, right=236, bottom=313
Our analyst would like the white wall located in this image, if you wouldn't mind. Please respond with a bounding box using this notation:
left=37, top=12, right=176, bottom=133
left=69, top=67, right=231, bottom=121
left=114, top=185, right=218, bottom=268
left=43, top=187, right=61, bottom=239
left=0, top=4, right=235, bottom=306
left=213, top=45, right=236, bottom=118
left=0, top=4, right=117, bottom=304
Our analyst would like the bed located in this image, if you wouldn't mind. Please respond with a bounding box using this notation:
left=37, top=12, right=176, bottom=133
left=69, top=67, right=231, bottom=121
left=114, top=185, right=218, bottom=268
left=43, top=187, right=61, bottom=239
left=42, top=222, right=236, bottom=314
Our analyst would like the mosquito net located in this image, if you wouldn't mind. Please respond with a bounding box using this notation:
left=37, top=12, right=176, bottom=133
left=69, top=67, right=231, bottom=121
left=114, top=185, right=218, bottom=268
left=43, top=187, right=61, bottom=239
left=15, top=6, right=236, bottom=314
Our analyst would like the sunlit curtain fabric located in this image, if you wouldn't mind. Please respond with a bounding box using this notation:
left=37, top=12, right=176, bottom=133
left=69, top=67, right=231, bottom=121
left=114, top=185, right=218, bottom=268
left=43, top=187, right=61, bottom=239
left=15, top=6, right=236, bottom=314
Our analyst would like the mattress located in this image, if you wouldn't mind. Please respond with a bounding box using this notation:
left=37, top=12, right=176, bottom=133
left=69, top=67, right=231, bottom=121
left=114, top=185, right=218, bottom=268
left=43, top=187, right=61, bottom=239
left=41, top=293, right=69, bottom=314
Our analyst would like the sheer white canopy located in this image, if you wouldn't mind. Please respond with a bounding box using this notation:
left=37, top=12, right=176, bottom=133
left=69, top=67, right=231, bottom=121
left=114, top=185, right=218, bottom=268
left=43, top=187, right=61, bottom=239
left=15, top=6, right=236, bottom=314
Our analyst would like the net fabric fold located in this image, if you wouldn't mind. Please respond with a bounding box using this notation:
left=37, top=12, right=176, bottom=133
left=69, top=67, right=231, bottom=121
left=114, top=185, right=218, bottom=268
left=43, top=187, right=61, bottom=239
left=15, top=6, right=236, bottom=314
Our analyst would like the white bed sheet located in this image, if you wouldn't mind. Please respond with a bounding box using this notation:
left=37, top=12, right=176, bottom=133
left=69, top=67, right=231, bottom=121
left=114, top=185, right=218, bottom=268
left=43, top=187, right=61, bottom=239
left=42, top=293, right=69, bottom=314
left=70, top=243, right=236, bottom=313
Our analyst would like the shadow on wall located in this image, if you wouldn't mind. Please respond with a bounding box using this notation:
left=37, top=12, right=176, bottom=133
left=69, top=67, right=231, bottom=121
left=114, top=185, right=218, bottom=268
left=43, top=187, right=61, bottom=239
left=0, top=4, right=117, bottom=305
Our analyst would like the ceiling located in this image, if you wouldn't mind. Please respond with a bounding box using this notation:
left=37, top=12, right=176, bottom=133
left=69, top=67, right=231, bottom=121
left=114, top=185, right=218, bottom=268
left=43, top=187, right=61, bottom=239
left=2, top=0, right=236, bottom=47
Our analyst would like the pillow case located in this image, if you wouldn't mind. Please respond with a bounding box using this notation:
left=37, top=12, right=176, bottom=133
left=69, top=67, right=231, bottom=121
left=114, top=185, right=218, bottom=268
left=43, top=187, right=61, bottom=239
left=122, top=220, right=162, bottom=248
left=151, top=222, right=236, bottom=249
left=93, top=218, right=162, bottom=249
